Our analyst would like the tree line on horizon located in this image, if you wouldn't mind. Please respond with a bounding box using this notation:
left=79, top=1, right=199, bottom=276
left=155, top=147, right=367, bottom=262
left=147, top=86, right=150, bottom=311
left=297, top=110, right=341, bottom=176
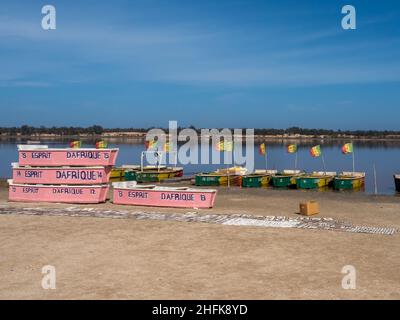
left=0, top=125, right=400, bottom=137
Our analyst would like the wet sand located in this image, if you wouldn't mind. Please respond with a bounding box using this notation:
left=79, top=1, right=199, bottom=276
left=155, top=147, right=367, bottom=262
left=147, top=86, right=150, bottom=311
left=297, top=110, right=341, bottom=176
left=0, top=184, right=399, bottom=299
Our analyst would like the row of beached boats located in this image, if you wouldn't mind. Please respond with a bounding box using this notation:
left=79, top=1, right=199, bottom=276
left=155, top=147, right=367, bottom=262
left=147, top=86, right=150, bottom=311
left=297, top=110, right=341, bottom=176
left=8, top=145, right=216, bottom=208
left=194, top=167, right=366, bottom=190
left=6, top=145, right=400, bottom=208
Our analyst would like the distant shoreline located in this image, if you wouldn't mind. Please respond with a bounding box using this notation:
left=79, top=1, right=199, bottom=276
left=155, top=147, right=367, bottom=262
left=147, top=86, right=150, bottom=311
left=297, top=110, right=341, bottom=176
left=2, top=133, right=400, bottom=142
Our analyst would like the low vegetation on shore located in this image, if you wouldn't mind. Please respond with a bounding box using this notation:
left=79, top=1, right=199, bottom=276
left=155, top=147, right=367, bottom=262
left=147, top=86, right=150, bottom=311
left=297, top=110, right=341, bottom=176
left=1, top=125, right=400, bottom=140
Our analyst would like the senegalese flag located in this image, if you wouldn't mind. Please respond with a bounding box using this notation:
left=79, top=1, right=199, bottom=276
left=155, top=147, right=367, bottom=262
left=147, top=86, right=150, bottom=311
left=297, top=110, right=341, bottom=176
left=259, top=143, right=266, bottom=155
left=145, top=139, right=157, bottom=150
left=342, top=143, right=353, bottom=154
left=95, top=141, right=108, bottom=149
left=225, top=141, right=233, bottom=152
left=215, top=141, right=224, bottom=151
left=287, top=144, right=297, bottom=153
left=70, top=141, right=81, bottom=148
left=164, top=142, right=173, bottom=152
left=310, top=145, right=322, bottom=157
left=215, top=140, right=233, bottom=151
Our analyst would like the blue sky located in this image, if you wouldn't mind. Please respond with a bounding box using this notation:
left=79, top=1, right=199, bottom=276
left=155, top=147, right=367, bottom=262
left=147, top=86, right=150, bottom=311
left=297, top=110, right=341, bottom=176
left=0, top=0, right=399, bottom=129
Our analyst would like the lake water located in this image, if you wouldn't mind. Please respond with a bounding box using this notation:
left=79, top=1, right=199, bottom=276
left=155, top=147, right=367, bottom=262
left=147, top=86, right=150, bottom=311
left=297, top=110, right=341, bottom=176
left=1, top=139, right=399, bottom=195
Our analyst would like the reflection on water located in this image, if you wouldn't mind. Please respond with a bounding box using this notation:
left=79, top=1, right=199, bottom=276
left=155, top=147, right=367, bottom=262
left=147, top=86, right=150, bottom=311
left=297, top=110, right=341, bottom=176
left=0, top=138, right=399, bottom=195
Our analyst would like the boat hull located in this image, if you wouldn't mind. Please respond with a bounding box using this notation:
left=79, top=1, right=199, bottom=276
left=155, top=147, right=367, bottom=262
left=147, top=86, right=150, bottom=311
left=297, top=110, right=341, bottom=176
left=395, top=175, right=400, bottom=192
left=12, top=166, right=112, bottom=185
left=110, top=167, right=126, bottom=182
left=334, top=177, right=365, bottom=190
left=133, top=169, right=184, bottom=183
left=8, top=182, right=109, bottom=204
left=297, top=176, right=334, bottom=189
left=18, top=149, right=118, bottom=167
left=242, top=175, right=272, bottom=188
left=195, top=174, right=242, bottom=186
left=271, top=175, right=298, bottom=188
left=113, top=186, right=217, bottom=208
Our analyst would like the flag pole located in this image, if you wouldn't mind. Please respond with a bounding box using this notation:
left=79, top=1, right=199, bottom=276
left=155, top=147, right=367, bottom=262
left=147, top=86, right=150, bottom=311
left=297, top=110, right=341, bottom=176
left=373, top=163, right=378, bottom=195
left=352, top=148, right=355, bottom=173
left=295, top=152, right=298, bottom=170
left=227, top=156, right=230, bottom=188
left=265, top=152, right=268, bottom=170
left=321, top=154, right=326, bottom=174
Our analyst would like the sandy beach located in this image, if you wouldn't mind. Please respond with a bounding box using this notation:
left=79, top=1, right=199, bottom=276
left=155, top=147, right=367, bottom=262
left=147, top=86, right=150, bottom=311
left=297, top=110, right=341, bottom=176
left=0, top=183, right=399, bottom=300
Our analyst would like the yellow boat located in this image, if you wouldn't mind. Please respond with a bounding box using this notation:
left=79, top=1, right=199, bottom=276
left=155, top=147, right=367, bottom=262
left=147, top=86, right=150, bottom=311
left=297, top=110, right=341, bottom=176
left=195, top=166, right=248, bottom=186
left=122, top=165, right=184, bottom=182
left=334, top=172, right=365, bottom=190
left=296, top=171, right=337, bottom=189
left=242, top=169, right=278, bottom=188
left=110, top=167, right=126, bottom=182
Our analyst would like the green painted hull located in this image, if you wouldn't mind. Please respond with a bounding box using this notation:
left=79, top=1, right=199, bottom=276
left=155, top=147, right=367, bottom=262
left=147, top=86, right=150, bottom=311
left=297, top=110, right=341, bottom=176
left=296, top=176, right=334, bottom=189
left=195, top=174, right=241, bottom=186
left=272, top=175, right=297, bottom=188
left=125, top=169, right=184, bottom=183
left=124, top=171, right=137, bottom=181
left=242, top=175, right=271, bottom=188
left=333, top=177, right=364, bottom=190
left=296, top=177, right=320, bottom=189
left=195, top=175, right=221, bottom=186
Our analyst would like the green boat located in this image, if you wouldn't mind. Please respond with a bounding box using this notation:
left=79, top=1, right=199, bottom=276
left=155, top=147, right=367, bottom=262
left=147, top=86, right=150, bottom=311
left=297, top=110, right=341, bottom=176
left=333, top=172, right=365, bottom=190
left=123, top=165, right=184, bottom=183
left=242, top=170, right=277, bottom=188
left=195, top=167, right=247, bottom=186
left=271, top=170, right=304, bottom=188
left=296, top=171, right=337, bottom=189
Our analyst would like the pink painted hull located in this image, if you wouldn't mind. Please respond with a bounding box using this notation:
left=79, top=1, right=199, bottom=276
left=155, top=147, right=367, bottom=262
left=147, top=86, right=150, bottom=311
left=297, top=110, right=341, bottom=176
left=18, top=149, right=118, bottom=167
left=113, top=188, right=217, bottom=208
left=12, top=166, right=112, bottom=185
left=9, top=183, right=109, bottom=204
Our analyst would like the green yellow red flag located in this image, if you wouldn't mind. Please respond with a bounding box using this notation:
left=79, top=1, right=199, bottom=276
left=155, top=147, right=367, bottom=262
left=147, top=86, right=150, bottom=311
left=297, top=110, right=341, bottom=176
left=287, top=144, right=297, bottom=153
left=215, top=140, right=233, bottom=152
left=310, top=145, right=322, bottom=157
left=164, top=142, right=173, bottom=152
left=145, top=139, right=157, bottom=150
left=70, top=141, right=81, bottom=148
left=341, top=143, right=353, bottom=154
left=259, top=143, right=266, bottom=155
left=95, top=141, right=108, bottom=149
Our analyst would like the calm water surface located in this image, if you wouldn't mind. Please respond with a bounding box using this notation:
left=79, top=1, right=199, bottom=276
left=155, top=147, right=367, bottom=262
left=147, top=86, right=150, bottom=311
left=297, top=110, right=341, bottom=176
left=1, top=140, right=399, bottom=195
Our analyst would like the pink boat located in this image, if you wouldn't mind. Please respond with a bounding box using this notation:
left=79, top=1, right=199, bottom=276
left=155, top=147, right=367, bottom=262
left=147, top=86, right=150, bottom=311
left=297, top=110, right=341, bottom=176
left=12, top=163, right=112, bottom=185
left=112, top=182, right=217, bottom=208
left=18, top=145, right=119, bottom=167
left=8, top=180, right=109, bottom=204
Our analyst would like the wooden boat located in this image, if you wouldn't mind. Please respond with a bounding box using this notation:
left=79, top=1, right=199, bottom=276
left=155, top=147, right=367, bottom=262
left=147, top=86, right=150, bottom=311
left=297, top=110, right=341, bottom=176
left=195, top=167, right=247, bottom=186
left=296, top=171, right=337, bottom=189
left=333, top=172, right=366, bottom=190
left=110, top=167, right=126, bottom=182
left=8, top=180, right=109, bottom=204
left=18, top=145, right=118, bottom=167
left=122, top=165, right=184, bottom=182
left=112, top=181, right=217, bottom=208
left=395, top=174, right=400, bottom=192
left=241, top=170, right=278, bottom=188
left=271, top=170, right=305, bottom=188
left=12, top=163, right=112, bottom=185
